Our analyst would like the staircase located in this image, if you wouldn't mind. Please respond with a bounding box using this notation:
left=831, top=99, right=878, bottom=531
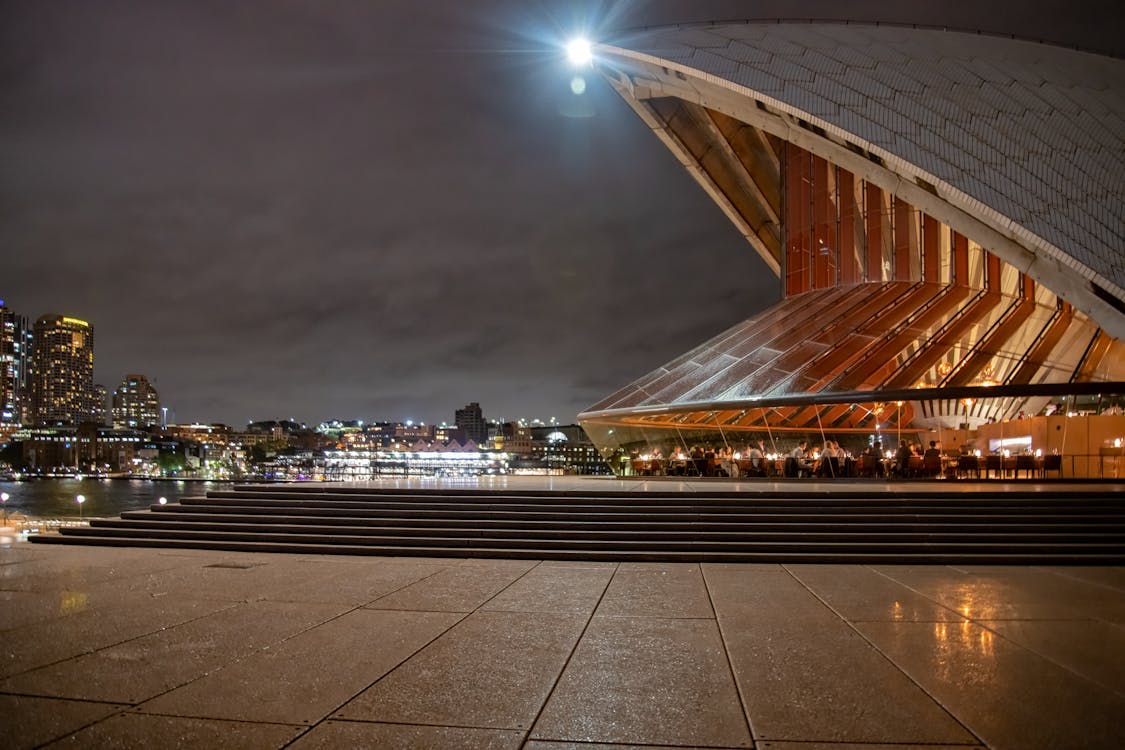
left=28, top=483, right=1125, bottom=563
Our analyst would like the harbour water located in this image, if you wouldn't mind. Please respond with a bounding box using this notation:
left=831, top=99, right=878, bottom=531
left=0, top=478, right=232, bottom=522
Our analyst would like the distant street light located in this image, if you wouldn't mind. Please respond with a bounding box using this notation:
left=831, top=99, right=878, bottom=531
left=76, top=494, right=85, bottom=520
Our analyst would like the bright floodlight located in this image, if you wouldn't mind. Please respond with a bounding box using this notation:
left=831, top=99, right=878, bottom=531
left=566, top=38, right=592, bottom=65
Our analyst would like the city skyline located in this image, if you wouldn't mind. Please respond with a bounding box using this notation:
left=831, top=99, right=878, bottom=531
left=5, top=1, right=1122, bottom=426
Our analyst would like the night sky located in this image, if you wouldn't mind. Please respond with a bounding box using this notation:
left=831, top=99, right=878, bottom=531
left=3, top=1, right=1121, bottom=427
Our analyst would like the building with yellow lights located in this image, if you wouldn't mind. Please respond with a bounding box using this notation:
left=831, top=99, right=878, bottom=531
left=29, top=314, right=97, bottom=426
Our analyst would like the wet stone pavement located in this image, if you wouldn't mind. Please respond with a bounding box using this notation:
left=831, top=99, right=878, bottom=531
left=1, top=544, right=1123, bottom=749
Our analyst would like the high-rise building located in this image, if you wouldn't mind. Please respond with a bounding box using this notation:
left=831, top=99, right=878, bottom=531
left=92, top=383, right=109, bottom=426
left=455, top=402, right=487, bottom=445
left=1, top=300, right=31, bottom=424
left=30, top=314, right=96, bottom=426
left=112, top=374, right=161, bottom=430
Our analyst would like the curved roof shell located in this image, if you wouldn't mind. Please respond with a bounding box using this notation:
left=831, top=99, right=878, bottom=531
left=593, top=22, right=1125, bottom=337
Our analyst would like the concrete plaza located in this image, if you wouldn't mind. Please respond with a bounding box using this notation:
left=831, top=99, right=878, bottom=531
left=2, top=478, right=1124, bottom=748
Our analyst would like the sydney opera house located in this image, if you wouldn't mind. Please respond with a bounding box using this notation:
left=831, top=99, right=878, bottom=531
left=575, top=21, right=1125, bottom=477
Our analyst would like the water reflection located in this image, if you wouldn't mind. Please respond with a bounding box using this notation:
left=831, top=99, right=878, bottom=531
left=0, top=479, right=230, bottom=520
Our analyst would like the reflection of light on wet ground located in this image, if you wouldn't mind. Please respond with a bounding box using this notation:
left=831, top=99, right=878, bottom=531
left=932, top=619, right=996, bottom=682
left=60, top=591, right=88, bottom=615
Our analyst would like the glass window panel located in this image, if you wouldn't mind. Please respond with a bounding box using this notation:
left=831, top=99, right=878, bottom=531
left=938, top=226, right=953, bottom=285
left=967, top=240, right=986, bottom=289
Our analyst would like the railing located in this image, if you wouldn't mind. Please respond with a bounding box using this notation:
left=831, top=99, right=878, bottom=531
left=625, top=452, right=1125, bottom=480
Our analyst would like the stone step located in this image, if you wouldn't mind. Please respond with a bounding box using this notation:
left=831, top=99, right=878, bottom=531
left=30, top=485, right=1125, bottom=563
left=118, top=510, right=1125, bottom=532
left=29, top=533, right=1125, bottom=564
left=154, top=502, right=1125, bottom=524
left=93, top=517, right=1125, bottom=542
left=203, top=490, right=1125, bottom=506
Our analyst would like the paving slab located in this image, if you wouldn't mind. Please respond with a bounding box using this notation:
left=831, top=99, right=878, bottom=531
left=0, top=546, right=196, bottom=592
left=83, top=554, right=350, bottom=603
left=874, top=565, right=1125, bottom=622
left=786, top=564, right=964, bottom=622
left=259, top=560, right=446, bottom=605
left=0, top=592, right=238, bottom=678
left=537, top=560, right=620, bottom=570
left=367, top=560, right=537, bottom=612
left=980, top=618, right=1125, bottom=695
left=757, top=743, right=983, bottom=749
left=594, top=563, right=713, bottom=619
left=41, top=712, right=302, bottom=748
left=531, top=616, right=751, bottom=748
left=138, top=608, right=460, bottom=724
left=337, top=610, right=586, bottom=729
left=704, top=566, right=975, bottom=744
left=858, top=619, right=1125, bottom=750
left=289, top=720, right=523, bottom=749
left=1037, top=565, right=1125, bottom=592
left=524, top=743, right=708, bottom=750
left=0, top=693, right=125, bottom=750
left=2, top=600, right=350, bottom=703
left=481, top=564, right=614, bottom=614
left=0, top=588, right=110, bottom=632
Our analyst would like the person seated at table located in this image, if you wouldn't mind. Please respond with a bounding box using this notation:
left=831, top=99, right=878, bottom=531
left=748, top=440, right=766, bottom=476
left=815, top=441, right=834, bottom=477
left=789, top=440, right=812, bottom=477
left=689, top=445, right=707, bottom=476
left=716, top=446, right=733, bottom=477
left=922, top=440, right=942, bottom=477
left=895, top=440, right=911, bottom=478
left=870, top=440, right=885, bottom=477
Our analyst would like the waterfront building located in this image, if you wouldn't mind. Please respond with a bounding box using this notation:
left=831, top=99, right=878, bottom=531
left=455, top=402, right=488, bottom=445
left=18, top=425, right=142, bottom=474
left=29, top=314, right=96, bottom=426
left=0, top=301, right=31, bottom=424
left=324, top=446, right=509, bottom=480
left=574, top=22, right=1125, bottom=476
left=111, top=374, right=161, bottom=430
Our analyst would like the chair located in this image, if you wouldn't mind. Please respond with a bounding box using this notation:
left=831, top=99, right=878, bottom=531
left=922, top=452, right=942, bottom=478
left=1043, top=454, right=1063, bottom=478
left=956, top=455, right=979, bottom=479
left=984, top=454, right=1002, bottom=478
left=907, top=455, right=923, bottom=478
left=784, top=457, right=799, bottom=478
left=856, top=455, right=878, bottom=478
left=1015, top=454, right=1037, bottom=479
